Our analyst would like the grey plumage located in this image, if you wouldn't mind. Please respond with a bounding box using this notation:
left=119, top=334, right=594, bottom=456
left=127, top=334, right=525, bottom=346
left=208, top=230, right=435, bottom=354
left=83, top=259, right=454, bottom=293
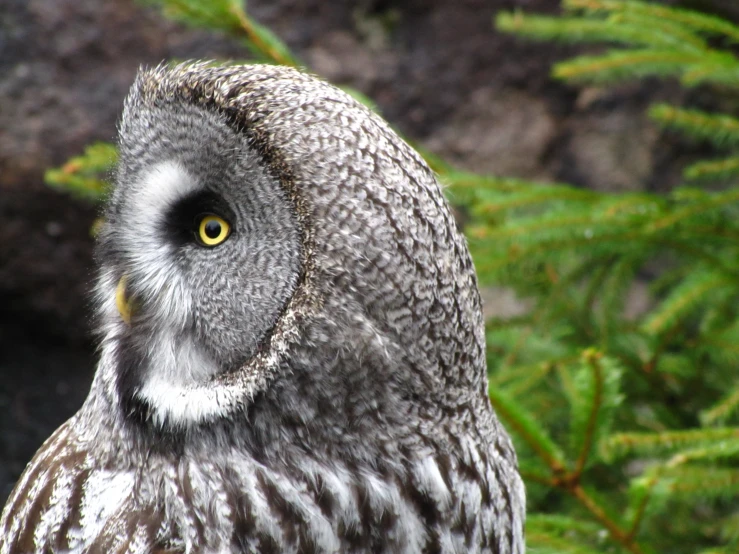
left=0, top=62, right=525, bottom=553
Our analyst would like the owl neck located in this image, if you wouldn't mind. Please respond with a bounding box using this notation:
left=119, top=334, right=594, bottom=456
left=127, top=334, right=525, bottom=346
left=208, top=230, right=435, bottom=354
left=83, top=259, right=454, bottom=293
left=83, top=306, right=491, bottom=469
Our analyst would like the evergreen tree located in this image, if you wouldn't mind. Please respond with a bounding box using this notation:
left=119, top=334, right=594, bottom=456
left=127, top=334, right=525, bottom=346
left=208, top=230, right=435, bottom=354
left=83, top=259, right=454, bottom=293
left=46, top=1, right=739, bottom=551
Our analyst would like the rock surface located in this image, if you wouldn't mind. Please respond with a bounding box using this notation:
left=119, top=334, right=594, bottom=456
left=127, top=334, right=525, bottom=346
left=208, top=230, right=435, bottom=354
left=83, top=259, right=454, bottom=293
left=0, top=0, right=735, bottom=503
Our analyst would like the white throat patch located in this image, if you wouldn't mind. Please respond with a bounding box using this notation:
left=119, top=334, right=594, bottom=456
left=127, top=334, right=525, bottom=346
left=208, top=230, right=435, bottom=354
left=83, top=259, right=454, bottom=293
left=106, top=160, right=241, bottom=427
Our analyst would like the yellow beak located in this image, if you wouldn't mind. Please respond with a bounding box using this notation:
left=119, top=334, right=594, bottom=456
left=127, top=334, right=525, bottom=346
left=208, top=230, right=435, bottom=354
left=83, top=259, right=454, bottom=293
left=116, top=275, right=133, bottom=324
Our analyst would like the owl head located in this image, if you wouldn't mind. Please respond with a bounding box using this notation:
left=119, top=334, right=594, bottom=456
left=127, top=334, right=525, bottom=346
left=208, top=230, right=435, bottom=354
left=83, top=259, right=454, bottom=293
left=93, top=62, right=487, bottom=441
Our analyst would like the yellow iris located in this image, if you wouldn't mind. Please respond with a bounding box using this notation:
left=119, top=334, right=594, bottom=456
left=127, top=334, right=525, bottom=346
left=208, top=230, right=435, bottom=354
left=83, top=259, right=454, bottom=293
left=198, top=214, right=230, bottom=246
left=116, top=275, right=133, bottom=324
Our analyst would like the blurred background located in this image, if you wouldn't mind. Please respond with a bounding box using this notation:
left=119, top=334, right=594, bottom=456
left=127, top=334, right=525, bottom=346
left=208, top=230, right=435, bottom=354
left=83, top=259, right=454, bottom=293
left=2, top=0, right=738, bottom=534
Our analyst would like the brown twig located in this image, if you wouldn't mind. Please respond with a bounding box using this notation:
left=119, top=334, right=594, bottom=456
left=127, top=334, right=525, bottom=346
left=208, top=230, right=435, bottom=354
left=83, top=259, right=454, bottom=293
left=488, top=394, right=567, bottom=475
left=519, top=470, right=556, bottom=487
left=229, top=5, right=298, bottom=67
left=573, top=349, right=604, bottom=479
left=627, top=474, right=659, bottom=540
left=569, top=485, right=646, bottom=554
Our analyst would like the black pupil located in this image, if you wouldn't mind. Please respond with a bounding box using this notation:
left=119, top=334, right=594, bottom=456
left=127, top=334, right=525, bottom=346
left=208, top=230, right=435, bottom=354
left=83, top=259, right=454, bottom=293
left=204, top=219, right=222, bottom=239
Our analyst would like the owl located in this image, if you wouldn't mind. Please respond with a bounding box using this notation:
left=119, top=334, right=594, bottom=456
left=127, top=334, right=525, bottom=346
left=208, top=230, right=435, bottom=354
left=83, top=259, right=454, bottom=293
left=0, top=62, right=525, bottom=553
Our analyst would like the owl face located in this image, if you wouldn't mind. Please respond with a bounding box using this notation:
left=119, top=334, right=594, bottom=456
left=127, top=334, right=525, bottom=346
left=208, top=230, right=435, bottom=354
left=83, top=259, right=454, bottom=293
left=97, top=101, right=301, bottom=428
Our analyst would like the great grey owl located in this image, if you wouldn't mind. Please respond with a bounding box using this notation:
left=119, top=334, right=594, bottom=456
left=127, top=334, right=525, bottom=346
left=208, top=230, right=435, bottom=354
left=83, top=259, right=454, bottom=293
left=0, top=62, right=525, bottom=553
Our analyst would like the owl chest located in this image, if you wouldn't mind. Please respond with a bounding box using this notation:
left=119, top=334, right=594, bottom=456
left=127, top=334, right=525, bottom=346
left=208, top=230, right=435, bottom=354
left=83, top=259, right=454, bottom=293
left=159, top=460, right=432, bottom=553
left=0, top=450, right=517, bottom=554
left=154, top=453, right=514, bottom=554
left=150, top=454, right=464, bottom=552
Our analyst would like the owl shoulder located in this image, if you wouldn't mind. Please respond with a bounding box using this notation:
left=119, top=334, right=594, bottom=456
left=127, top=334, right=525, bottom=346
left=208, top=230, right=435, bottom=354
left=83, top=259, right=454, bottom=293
left=0, top=418, right=170, bottom=554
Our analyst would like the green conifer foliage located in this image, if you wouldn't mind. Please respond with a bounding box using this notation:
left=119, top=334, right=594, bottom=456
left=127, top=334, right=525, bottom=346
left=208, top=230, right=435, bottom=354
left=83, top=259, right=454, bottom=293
left=493, top=2, right=739, bottom=552
left=46, top=1, right=739, bottom=551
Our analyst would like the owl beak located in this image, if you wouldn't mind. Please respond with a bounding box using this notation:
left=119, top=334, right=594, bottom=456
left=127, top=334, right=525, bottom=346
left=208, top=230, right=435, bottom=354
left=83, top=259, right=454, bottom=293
left=115, top=275, right=134, bottom=324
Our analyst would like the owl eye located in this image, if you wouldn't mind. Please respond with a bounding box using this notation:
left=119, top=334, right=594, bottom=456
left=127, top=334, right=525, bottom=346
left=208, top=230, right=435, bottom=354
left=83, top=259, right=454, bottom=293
left=196, top=214, right=231, bottom=246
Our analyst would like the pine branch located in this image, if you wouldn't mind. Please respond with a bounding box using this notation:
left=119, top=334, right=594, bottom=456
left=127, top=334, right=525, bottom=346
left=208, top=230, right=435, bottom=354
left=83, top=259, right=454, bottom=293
left=498, top=2, right=739, bottom=87
left=504, top=361, right=555, bottom=397
left=601, top=428, right=739, bottom=461
left=470, top=187, right=598, bottom=220
left=645, top=189, right=739, bottom=233
left=697, top=327, right=739, bottom=368
left=682, top=64, right=739, bottom=87
left=527, top=513, right=603, bottom=537
left=649, top=104, right=739, bottom=149
left=140, top=0, right=301, bottom=67
left=603, top=12, right=709, bottom=51
left=701, top=385, right=739, bottom=426
left=666, top=440, right=739, bottom=466
left=642, top=269, right=730, bottom=336
left=596, top=255, right=640, bottom=344
left=525, top=530, right=604, bottom=554
left=473, top=229, right=738, bottom=283
left=568, top=485, right=646, bottom=554
left=716, top=512, right=739, bottom=546
left=496, top=289, right=574, bottom=368
left=488, top=387, right=568, bottom=473
left=626, top=472, right=660, bottom=540
left=495, top=13, right=706, bottom=51
left=582, top=256, right=617, bottom=316
left=519, top=467, right=556, bottom=487
left=657, top=465, right=739, bottom=501
left=139, top=0, right=243, bottom=34
left=569, top=350, right=623, bottom=474
left=684, top=156, right=739, bottom=183
left=571, top=350, right=605, bottom=476
left=228, top=2, right=300, bottom=67
left=44, top=142, right=116, bottom=201
left=552, top=49, right=729, bottom=84
left=564, top=0, right=739, bottom=43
